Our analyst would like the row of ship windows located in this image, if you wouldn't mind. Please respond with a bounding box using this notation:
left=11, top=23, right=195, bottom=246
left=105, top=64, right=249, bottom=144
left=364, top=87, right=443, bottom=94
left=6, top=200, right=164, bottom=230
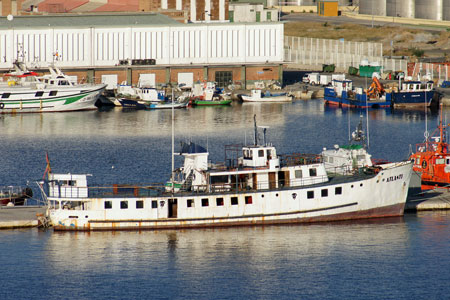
left=1, top=91, right=58, bottom=99
left=103, top=186, right=349, bottom=210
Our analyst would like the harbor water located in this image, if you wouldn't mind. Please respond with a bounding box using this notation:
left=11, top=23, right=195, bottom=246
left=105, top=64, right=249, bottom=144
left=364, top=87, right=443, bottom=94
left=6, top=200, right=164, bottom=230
left=1, top=100, right=450, bottom=299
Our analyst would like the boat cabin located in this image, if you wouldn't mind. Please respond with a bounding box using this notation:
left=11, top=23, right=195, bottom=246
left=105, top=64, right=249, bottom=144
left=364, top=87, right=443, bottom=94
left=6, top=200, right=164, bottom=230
left=322, top=144, right=372, bottom=174
left=331, top=79, right=353, bottom=96
left=48, top=173, right=88, bottom=198
left=400, top=81, right=433, bottom=92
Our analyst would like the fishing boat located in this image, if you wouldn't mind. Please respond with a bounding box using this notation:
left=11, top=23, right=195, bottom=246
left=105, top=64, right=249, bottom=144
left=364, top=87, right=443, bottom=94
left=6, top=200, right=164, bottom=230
left=0, top=61, right=106, bottom=113
left=40, top=116, right=412, bottom=231
left=0, top=186, right=33, bottom=206
left=410, top=105, right=450, bottom=190
left=190, top=82, right=232, bottom=106
left=240, top=89, right=293, bottom=102
left=391, top=79, right=437, bottom=108
left=148, top=99, right=189, bottom=109
left=115, top=83, right=166, bottom=103
left=324, top=77, right=392, bottom=108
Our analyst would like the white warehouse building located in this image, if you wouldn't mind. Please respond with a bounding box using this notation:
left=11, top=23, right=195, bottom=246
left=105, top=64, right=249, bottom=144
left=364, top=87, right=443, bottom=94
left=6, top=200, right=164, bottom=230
left=0, top=13, right=284, bottom=88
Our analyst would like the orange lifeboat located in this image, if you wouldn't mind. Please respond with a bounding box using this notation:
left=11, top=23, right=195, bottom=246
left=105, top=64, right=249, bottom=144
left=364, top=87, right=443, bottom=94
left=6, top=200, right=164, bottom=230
left=410, top=106, right=450, bottom=190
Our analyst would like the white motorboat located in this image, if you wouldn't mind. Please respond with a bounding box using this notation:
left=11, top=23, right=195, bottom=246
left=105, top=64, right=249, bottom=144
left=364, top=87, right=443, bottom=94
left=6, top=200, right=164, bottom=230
left=240, top=89, right=293, bottom=102
left=0, top=61, right=106, bottom=113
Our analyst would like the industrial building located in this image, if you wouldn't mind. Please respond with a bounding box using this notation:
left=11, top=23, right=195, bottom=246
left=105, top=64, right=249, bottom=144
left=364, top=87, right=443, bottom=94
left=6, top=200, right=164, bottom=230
left=359, top=0, right=450, bottom=21
left=0, top=13, right=284, bottom=88
left=0, top=0, right=228, bottom=23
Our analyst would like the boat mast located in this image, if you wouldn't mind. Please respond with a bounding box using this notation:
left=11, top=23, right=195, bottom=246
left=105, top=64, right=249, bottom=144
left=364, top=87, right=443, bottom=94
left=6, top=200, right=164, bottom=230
left=171, top=87, right=175, bottom=185
left=254, top=114, right=258, bottom=145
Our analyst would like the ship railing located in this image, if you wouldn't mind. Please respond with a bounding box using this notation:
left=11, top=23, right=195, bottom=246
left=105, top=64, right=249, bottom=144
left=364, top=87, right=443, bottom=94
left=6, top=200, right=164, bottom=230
left=279, top=153, right=322, bottom=167
left=415, top=142, right=442, bottom=153
left=47, top=184, right=166, bottom=200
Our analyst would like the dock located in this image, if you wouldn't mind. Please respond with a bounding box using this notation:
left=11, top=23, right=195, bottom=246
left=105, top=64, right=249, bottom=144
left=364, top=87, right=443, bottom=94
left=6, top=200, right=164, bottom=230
left=0, top=206, right=47, bottom=229
left=406, top=173, right=450, bottom=211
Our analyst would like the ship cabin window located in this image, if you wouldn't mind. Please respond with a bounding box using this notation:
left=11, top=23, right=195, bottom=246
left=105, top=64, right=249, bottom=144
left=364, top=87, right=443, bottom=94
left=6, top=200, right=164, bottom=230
left=258, top=150, right=264, bottom=157
left=295, top=170, right=303, bottom=178
left=436, top=158, right=445, bottom=165
left=335, top=187, right=342, bottom=195
left=309, top=168, right=317, bottom=177
left=151, top=200, right=158, bottom=209
left=59, top=80, right=69, bottom=86
left=187, top=199, right=194, bottom=207
left=60, top=180, right=76, bottom=186
left=104, top=201, right=112, bottom=209
left=35, top=91, right=44, bottom=97
left=216, top=197, right=224, bottom=206
left=420, top=83, right=427, bottom=90
left=136, top=200, right=144, bottom=209
left=2, top=93, right=11, bottom=99
left=49, top=91, right=58, bottom=96
left=307, top=191, right=314, bottom=199
left=245, top=196, right=252, bottom=204
left=321, top=189, right=328, bottom=197
left=120, top=201, right=128, bottom=209
left=357, top=155, right=365, bottom=161
left=415, top=157, right=420, bottom=165
left=243, top=149, right=252, bottom=159
left=328, top=157, right=334, bottom=163
left=231, top=197, right=238, bottom=205
left=211, top=175, right=229, bottom=185
left=201, top=198, right=209, bottom=207
left=447, top=158, right=450, bottom=165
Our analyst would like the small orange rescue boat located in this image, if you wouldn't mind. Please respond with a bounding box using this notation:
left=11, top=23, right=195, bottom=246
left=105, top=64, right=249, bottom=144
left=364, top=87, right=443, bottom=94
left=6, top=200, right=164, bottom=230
left=410, top=106, right=450, bottom=190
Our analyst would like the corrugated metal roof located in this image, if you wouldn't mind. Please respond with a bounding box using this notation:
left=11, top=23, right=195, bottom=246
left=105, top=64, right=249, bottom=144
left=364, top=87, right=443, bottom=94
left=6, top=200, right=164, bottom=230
left=0, top=13, right=180, bottom=29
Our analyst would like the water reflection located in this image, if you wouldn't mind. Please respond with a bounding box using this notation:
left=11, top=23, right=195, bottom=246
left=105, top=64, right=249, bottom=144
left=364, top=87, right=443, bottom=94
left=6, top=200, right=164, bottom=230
left=43, top=218, right=409, bottom=275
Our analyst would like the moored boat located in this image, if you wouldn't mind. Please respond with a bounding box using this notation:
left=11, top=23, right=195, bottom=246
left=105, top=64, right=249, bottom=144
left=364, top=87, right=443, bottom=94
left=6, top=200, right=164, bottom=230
left=410, top=105, right=450, bottom=190
left=0, top=61, right=106, bottom=113
left=240, top=89, right=293, bottom=102
left=391, top=79, right=437, bottom=108
left=324, top=77, right=392, bottom=108
left=41, top=117, right=412, bottom=231
left=0, top=186, right=33, bottom=206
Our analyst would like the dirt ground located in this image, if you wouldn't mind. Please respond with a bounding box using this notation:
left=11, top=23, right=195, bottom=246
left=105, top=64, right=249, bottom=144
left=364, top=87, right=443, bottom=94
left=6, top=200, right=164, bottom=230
left=284, top=21, right=450, bottom=60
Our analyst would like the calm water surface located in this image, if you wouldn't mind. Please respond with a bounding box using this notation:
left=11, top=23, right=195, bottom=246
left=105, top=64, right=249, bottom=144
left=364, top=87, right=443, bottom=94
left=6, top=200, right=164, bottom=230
left=1, top=101, right=449, bottom=299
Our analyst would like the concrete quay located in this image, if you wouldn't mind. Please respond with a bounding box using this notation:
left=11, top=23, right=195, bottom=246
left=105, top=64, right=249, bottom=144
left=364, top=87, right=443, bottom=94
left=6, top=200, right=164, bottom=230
left=406, top=173, right=450, bottom=211
left=0, top=206, right=46, bottom=229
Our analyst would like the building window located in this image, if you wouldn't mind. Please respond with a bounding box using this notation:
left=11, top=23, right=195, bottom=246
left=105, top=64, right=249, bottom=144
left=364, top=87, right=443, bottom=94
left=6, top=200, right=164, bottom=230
left=309, top=168, right=317, bottom=177
left=216, top=197, right=224, bottom=206
left=295, top=170, right=303, bottom=178
left=49, top=91, right=58, bottom=96
left=245, top=196, right=252, bottom=204
left=231, top=197, right=238, bottom=205
left=215, top=71, right=232, bottom=88
left=335, top=187, right=342, bottom=195
left=136, top=200, right=144, bottom=209
left=202, top=198, right=209, bottom=207
left=151, top=200, right=158, bottom=208
left=187, top=199, right=194, bottom=207
left=120, top=201, right=128, bottom=209
left=104, top=201, right=112, bottom=209
left=307, top=191, right=314, bottom=199
left=321, top=189, right=328, bottom=197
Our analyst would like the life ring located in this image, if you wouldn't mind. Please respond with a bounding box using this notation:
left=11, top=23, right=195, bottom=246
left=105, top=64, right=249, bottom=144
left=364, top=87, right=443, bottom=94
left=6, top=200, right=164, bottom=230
left=422, top=160, right=427, bottom=169
left=0, top=102, right=4, bottom=109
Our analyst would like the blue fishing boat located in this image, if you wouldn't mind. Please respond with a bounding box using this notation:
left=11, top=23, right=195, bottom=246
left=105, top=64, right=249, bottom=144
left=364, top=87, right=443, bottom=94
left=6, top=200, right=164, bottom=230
left=324, top=78, right=392, bottom=108
left=391, top=80, right=436, bottom=108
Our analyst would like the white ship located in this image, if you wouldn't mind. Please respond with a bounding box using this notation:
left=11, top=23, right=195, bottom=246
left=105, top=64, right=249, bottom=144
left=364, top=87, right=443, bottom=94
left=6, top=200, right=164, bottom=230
left=0, top=61, right=106, bottom=113
left=41, top=118, right=412, bottom=231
